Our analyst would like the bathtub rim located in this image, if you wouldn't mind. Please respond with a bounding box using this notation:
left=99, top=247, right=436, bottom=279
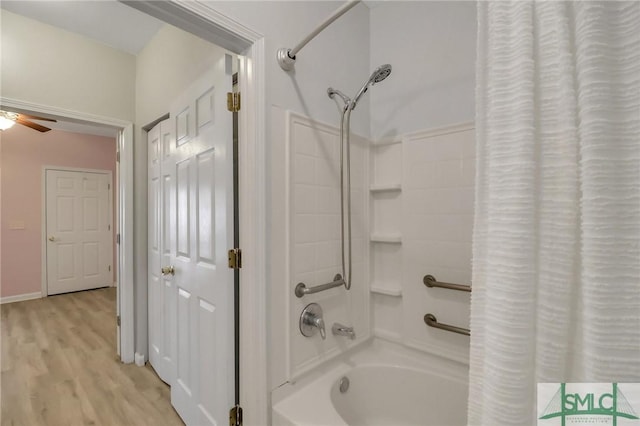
left=272, top=337, right=469, bottom=426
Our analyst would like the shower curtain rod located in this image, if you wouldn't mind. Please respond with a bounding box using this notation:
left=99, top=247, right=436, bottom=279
left=277, top=0, right=361, bottom=71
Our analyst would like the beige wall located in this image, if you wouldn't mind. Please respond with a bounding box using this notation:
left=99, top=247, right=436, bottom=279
left=0, top=10, right=136, bottom=122
left=135, top=24, right=228, bottom=128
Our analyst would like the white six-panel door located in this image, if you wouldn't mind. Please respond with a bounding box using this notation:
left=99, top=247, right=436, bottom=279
left=148, top=118, right=176, bottom=385
left=46, top=170, right=112, bottom=295
left=148, top=54, right=235, bottom=426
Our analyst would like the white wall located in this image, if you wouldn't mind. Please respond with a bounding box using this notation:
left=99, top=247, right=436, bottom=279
left=0, top=10, right=136, bottom=122
left=369, top=1, right=476, bottom=140
left=134, top=24, right=230, bottom=357
left=368, top=1, right=476, bottom=366
left=207, top=1, right=371, bottom=138
left=205, top=1, right=372, bottom=391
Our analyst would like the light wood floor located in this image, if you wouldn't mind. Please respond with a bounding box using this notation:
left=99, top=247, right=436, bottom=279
left=1, top=288, right=184, bottom=426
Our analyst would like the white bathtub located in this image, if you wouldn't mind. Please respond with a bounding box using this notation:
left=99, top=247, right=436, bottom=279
left=272, top=339, right=468, bottom=426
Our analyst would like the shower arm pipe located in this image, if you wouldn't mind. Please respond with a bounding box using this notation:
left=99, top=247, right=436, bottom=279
left=277, top=0, right=361, bottom=71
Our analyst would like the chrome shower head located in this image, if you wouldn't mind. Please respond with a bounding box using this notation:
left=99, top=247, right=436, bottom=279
left=351, top=64, right=392, bottom=109
left=371, top=64, right=392, bottom=83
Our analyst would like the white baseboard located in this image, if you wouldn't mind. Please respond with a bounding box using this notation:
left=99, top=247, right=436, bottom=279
left=1, top=292, right=42, bottom=304
left=134, top=352, right=146, bottom=366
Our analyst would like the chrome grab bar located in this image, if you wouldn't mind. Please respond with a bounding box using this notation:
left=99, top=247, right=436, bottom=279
left=295, top=274, right=344, bottom=298
left=423, top=313, right=470, bottom=336
left=423, top=275, right=471, bottom=292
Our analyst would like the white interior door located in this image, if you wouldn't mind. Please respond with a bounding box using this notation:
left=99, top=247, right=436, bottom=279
left=46, top=169, right=112, bottom=295
left=148, top=118, right=176, bottom=385
left=168, top=55, right=235, bottom=425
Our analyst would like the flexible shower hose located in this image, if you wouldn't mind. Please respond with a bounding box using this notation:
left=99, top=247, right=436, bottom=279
left=339, top=105, right=353, bottom=290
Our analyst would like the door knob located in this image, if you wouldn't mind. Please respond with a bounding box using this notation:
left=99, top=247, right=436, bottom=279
left=161, top=266, right=175, bottom=276
left=48, top=236, right=56, bottom=242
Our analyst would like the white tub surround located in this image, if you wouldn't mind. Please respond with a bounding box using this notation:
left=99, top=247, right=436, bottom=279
left=369, top=122, right=475, bottom=364
left=283, top=109, right=371, bottom=381
left=272, top=339, right=468, bottom=426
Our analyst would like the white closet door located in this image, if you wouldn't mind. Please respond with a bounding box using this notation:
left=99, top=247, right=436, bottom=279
left=46, top=170, right=112, bottom=295
left=148, top=118, right=176, bottom=384
left=169, top=55, right=235, bottom=426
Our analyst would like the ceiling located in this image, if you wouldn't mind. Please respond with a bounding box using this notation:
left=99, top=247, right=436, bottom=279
left=1, top=0, right=164, bottom=55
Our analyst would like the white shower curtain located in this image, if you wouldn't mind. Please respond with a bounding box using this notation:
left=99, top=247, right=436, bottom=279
left=468, top=1, right=640, bottom=424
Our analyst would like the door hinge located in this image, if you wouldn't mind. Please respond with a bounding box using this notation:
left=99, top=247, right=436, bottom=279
left=117, top=316, right=121, bottom=327
left=108, top=265, right=111, bottom=272
left=108, top=224, right=111, bottom=231
left=229, top=405, right=243, bottom=426
left=116, top=151, right=120, bottom=162
left=116, top=233, right=120, bottom=245
left=108, top=183, right=111, bottom=190
left=227, top=92, right=241, bottom=112
left=228, top=248, right=242, bottom=269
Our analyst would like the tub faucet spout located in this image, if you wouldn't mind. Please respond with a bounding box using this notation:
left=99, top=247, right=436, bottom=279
left=332, top=323, right=356, bottom=340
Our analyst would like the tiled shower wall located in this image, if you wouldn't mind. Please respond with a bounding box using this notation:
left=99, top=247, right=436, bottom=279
left=287, top=111, right=370, bottom=380
left=371, top=123, right=475, bottom=364
left=277, top=109, right=474, bottom=384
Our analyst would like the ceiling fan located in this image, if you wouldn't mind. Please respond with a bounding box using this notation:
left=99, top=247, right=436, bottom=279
left=0, top=110, right=57, bottom=132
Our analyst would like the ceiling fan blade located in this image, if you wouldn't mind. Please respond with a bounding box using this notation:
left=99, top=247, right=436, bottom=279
left=18, top=113, right=57, bottom=123
left=17, top=117, right=52, bottom=132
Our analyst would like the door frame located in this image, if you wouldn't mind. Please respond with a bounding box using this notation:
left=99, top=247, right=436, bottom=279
left=41, top=166, right=114, bottom=296
left=126, top=2, right=268, bottom=424
left=0, top=96, right=136, bottom=364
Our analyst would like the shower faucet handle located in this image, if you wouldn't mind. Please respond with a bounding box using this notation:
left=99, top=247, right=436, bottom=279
left=300, top=303, right=326, bottom=340
left=316, top=317, right=326, bottom=340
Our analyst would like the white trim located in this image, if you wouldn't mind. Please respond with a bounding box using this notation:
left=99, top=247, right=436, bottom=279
left=371, top=137, right=403, bottom=147
left=237, top=35, right=269, bottom=426
left=118, top=124, right=135, bottom=364
left=134, top=352, right=146, bottom=367
left=404, top=121, right=475, bottom=142
left=0, top=98, right=131, bottom=129
left=43, top=166, right=113, bottom=174
left=1, top=292, right=42, bottom=304
left=41, top=166, right=113, bottom=297
left=2, top=97, right=135, bottom=365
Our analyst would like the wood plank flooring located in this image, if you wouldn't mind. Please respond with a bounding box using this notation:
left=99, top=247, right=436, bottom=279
left=1, top=288, right=184, bottom=426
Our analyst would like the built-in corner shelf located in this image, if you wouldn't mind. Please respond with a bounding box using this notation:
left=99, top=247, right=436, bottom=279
left=370, top=283, right=402, bottom=297
left=370, top=233, right=402, bottom=244
left=370, top=183, right=402, bottom=193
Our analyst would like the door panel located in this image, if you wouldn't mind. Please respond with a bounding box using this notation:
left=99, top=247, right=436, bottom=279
left=176, top=160, right=191, bottom=259
left=46, top=170, right=112, bottom=295
left=148, top=118, right=176, bottom=385
left=169, top=55, right=235, bottom=426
